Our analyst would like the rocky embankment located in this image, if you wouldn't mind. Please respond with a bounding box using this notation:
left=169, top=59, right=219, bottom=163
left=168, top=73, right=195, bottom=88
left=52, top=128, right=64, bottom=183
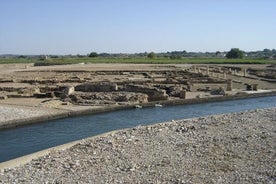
left=1, top=108, right=275, bottom=183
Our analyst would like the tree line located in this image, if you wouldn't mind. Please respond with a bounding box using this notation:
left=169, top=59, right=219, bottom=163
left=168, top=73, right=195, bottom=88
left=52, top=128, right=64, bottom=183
left=87, top=48, right=276, bottom=59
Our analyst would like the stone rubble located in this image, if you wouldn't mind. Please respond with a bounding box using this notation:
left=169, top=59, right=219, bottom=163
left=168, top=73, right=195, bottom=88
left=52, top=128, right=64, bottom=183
left=0, top=107, right=275, bottom=183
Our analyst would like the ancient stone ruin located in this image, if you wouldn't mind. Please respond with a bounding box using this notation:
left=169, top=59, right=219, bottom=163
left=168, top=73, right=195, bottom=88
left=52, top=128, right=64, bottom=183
left=1, top=64, right=273, bottom=105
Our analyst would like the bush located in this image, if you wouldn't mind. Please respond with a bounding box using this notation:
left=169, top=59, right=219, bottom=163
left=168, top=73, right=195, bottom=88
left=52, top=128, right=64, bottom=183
left=88, top=52, right=98, bottom=57
left=147, top=52, right=156, bottom=59
left=226, top=48, right=244, bottom=59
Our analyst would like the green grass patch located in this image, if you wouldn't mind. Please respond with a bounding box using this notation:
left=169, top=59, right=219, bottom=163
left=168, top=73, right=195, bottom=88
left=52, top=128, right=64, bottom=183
left=0, top=58, right=37, bottom=64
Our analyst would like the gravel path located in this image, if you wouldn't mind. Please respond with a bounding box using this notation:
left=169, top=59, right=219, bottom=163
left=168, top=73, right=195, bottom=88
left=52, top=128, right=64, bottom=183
left=0, top=104, right=69, bottom=128
left=1, top=108, right=275, bottom=183
left=0, top=106, right=50, bottom=123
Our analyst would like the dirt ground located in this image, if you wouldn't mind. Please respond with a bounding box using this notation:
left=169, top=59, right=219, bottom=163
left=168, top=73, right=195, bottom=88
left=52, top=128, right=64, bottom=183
left=0, top=63, right=275, bottom=105
left=0, top=63, right=275, bottom=128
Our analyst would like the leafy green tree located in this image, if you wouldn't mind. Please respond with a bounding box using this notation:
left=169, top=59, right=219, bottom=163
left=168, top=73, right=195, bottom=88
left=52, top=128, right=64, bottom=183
left=226, top=48, right=244, bottom=59
left=18, top=55, right=27, bottom=59
left=88, top=52, right=98, bottom=57
left=170, top=55, right=181, bottom=59
left=147, top=52, right=156, bottom=59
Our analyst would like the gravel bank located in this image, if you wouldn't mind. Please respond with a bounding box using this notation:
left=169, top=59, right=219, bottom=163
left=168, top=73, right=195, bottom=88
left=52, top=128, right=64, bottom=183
left=0, top=105, right=69, bottom=129
left=0, top=106, right=47, bottom=123
left=1, top=108, right=275, bottom=183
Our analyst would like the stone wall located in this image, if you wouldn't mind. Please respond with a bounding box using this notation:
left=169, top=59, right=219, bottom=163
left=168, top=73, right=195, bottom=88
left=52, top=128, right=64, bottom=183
left=125, top=84, right=168, bottom=101
left=66, top=92, right=148, bottom=105
left=75, top=82, right=118, bottom=92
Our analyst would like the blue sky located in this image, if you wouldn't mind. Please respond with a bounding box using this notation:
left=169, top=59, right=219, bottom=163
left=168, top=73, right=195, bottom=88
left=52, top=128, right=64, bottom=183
left=0, top=0, right=275, bottom=55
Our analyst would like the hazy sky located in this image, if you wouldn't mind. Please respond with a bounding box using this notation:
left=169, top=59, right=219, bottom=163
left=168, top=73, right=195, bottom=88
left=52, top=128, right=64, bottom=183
left=1, top=0, right=275, bottom=55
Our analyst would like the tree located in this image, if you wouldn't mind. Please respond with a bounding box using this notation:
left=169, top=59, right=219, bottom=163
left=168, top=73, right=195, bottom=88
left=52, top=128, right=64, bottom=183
left=147, top=52, right=156, bottom=59
left=226, top=48, right=244, bottom=59
left=88, top=52, right=98, bottom=57
left=170, top=55, right=181, bottom=59
left=215, top=51, right=221, bottom=56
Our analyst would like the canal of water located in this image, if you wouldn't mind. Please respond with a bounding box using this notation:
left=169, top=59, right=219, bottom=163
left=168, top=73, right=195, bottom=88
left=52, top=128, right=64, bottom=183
left=0, top=96, right=275, bottom=162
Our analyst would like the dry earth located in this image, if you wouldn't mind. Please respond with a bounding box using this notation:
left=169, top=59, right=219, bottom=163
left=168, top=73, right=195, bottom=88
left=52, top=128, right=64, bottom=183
left=1, top=108, right=275, bottom=184
left=0, top=63, right=275, bottom=129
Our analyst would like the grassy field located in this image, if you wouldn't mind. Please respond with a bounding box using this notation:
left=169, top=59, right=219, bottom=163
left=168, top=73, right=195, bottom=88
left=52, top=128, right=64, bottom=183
left=0, top=57, right=275, bottom=65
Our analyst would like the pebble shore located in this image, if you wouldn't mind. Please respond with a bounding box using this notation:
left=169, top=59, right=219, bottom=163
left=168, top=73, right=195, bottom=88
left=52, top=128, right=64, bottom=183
left=0, top=105, right=69, bottom=129
left=0, top=106, right=48, bottom=123
left=1, top=108, right=275, bottom=183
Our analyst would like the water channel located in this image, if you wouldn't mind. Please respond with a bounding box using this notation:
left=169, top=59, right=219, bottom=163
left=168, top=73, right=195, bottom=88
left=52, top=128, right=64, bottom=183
left=0, top=96, right=275, bottom=162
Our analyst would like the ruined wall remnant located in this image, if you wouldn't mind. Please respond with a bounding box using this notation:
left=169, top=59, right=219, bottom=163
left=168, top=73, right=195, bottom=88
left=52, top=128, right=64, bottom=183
left=18, top=88, right=40, bottom=96
left=0, top=95, right=8, bottom=100
left=179, top=90, right=187, bottom=99
left=66, top=92, right=148, bottom=105
left=125, top=84, right=168, bottom=101
left=244, top=69, right=247, bottom=77
left=75, top=82, right=118, bottom=92
left=33, top=93, right=53, bottom=98
left=226, top=79, right=232, bottom=91
left=166, top=86, right=184, bottom=97
left=210, top=87, right=226, bottom=96
left=245, top=84, right=258, bottom=91
left=114, top=93, right=148, bottom=103
left=252, top=84, right=258, bottom=91
left=54, top=86, right=75, bottom=99
left=60, top=86, right=75, bottom=95
left=0, top=87, right=22, bottom=92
